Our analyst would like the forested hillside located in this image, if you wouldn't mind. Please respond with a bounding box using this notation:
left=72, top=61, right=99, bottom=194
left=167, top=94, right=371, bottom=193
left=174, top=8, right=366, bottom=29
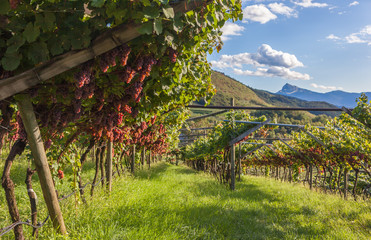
left=189, top=71, right=337, bottom=128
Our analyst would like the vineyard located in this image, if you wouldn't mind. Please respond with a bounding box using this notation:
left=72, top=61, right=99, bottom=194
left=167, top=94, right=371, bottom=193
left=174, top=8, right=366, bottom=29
left=182, top=94, right=371, bottom=200
left=0, top=0, right=242, bottom=238
left=0, top=0, right=370, bottom=239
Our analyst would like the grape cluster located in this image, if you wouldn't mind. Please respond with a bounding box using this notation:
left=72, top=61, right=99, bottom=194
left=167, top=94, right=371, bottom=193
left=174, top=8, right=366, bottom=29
left=9, top=0, right=20, bottom=9
left=57, top=169, right=64, bottom=179
left=44, top=139, right=52, bottom=150
left=168, top=47, right=178, bottom=63
left=119, top=66, right=136, bottom=84
left=74, top=61, right=94, bottom=88
left=137, top=56, right=157, bottom=82
left=99, top=48, right=119, bottom=72
left=117, top=44, right=131, bottom=66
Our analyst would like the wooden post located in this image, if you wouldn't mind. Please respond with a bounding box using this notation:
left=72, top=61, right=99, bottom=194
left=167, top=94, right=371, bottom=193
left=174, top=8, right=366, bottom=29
left=309, top=164, right=313, bottom=190
left=238, top=143, right=241, bottom=181
left=131, top=145, right=135, bottom=174
left=106, top=141, right=113, bottom=192
left=141, top=147, right=146, bottom=169
left=16, top=94, right=66, bottom=235
left=230, top=98, right=235, bottom=190
left=344, top=169, right=348, bottom=200
left=148, top=151, right=151, bottom=169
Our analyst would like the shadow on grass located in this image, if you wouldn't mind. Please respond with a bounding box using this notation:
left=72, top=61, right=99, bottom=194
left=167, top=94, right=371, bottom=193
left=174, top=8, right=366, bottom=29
left=134, top=162, right=171, bottom=180
left=106, top=166, right=327, bottom=239
left=109, top=186, right=325, bottom=239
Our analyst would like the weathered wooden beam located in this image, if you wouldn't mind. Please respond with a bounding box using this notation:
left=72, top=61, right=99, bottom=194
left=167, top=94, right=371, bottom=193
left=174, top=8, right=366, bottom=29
left=0, top=0, right=207, bottom=100
left=16, top=94, right=66, bottom=235
left=229, top=119, right=271, bottom=146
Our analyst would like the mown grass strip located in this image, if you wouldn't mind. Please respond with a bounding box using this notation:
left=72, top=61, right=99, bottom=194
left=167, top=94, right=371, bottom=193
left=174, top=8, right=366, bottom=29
left=1, top=162, right=370, bottom=239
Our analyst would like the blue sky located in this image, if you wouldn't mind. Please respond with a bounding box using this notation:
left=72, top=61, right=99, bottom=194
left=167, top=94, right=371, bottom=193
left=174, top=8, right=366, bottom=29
left=209, top=0, right=371, bottom=93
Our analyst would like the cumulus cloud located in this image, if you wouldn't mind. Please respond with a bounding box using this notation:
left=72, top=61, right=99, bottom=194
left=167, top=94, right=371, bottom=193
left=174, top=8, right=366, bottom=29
left=221, top=22, right=245, bottom=41
left=243, top=4, right=277, bottom=24
left=293, top=0, right=328, bottom=8
left=211, top=44, right=304, bottom=69
left=327, top=25, right=371, bottom=45
left=211, top=44, right=310, bottom=81
left=268, top=3, right=298, bottom=17
left=233, top=67, right=310, bottom=80
left=326, top=34, right=340, bottom=40
left=311, top=83, right=343, bottom=91
left=349, top=1, right=359, bottom=7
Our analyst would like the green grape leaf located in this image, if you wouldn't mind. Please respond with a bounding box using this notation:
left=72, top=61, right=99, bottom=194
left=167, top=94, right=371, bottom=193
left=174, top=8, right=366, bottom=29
left=137, top=22, right=153, bottom=35
left=0, top=0, right=10, bottom=14
left=49, top=37, right=64, bottom=56
left=27, top=41, right=49, bottom=65
left=23, top=22, right=40, bottom=43
left=6, top=35, right=25, bottom=53
left=43, top=13, right=56, bottom=31
left=162, top=6, right=174, bottom=19
left=143, top=7, right=160, bottom=19
left=1, top=52, right=21, bottom=71
left=91, top=0, right=105, bottom=8
left=154, top=19, right=163, bottom=35
left=173, top=15, right=183, bottom=32
left=141, top=0, right=151, bottom=6
left=35, top=13, right=55, bottom=31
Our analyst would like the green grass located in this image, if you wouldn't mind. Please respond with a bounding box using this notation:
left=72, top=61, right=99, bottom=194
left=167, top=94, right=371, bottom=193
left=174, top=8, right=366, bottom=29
left=1, top=161, right=370, bottom=239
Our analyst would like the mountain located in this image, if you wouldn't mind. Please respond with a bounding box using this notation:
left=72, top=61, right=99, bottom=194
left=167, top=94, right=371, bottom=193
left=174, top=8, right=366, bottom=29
left=209, top=71, right=339, bottom=117
left=277, top=83, right=371, bottom=108
left=190, top=71, right=341, bottom=130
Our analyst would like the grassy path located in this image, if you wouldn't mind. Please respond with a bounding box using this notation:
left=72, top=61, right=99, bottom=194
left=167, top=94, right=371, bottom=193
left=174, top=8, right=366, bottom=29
left=2, top=162, right=371, bottom=239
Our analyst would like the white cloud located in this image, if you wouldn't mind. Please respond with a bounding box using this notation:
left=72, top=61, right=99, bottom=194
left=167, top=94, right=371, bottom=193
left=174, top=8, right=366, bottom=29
left=233, top=67, right=310, bottom=80
left=211, top=44, right=310, bottom=81
left=345, top=34, right=366, bottom=44
left=326, top=25, right=371, bottom=45
left=268, top=3, right=298, bottom=17
left=346, top=25, right=371, bottom=44
left=253, top=44, right=304, bottom=68
left=293, top=0, right=328, bottom=8
left=211, top=44, right=304, bottom=69
left=243, top=4, right=277, bottom=24
left=326, top=34, right=340, bottom=40
left=221, top=22, right=245, bottom=41
left=349, top=1, right=359, bottom=7
left=311, top=83, right=343, bottom=91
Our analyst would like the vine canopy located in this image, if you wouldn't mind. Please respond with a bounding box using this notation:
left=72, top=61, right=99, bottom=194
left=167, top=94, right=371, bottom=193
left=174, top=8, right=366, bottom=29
left=0, top=0, right=243, bottom=149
